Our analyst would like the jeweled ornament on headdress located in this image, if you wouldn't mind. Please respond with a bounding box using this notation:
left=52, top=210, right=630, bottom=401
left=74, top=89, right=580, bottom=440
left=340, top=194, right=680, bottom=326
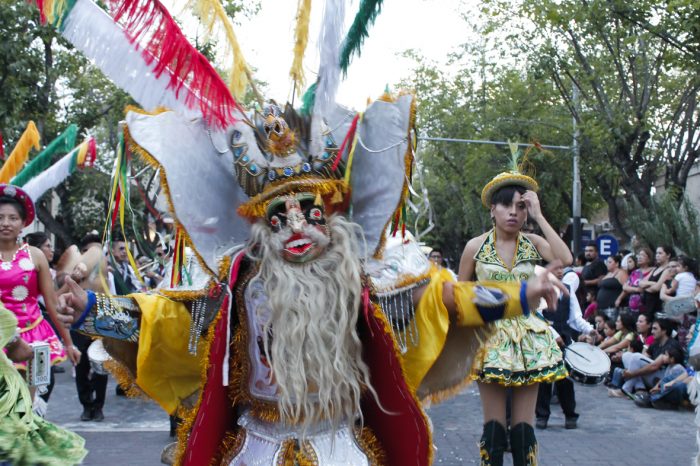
left=233, top=102, right=347, bottom=218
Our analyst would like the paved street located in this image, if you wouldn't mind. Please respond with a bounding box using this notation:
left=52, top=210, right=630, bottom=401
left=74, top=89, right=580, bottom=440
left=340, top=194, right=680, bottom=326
left=46, top=361, right=696, bottom=465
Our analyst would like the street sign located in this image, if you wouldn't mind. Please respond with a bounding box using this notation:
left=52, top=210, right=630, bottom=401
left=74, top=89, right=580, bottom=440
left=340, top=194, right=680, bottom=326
left=596, top=234, right=618, bottom=259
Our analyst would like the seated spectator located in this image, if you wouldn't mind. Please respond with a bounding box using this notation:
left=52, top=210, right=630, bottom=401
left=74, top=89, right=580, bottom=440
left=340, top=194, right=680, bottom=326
left=599, top=318, right=617, bottom=347
left=620, top=318, right=681, bottom=396
left=642, top=346, right=690, bottom=409
left=580, top=312, right=606, bottom=345
left=608, top=338, right=645, bottom=397
left=599, top=312, right=637, bottom=363
left=636, top=313, right=655, bottom=352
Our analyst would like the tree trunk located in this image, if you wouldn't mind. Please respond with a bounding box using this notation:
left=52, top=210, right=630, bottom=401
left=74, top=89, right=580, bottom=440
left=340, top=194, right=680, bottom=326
left=35, top=201, right=73, bottom=248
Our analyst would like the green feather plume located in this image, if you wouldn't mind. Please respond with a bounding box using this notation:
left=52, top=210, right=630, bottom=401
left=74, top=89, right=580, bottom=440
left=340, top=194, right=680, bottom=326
left=300, top=82, right=318, bottom=117
left=340, top=0, right=384, bottom=75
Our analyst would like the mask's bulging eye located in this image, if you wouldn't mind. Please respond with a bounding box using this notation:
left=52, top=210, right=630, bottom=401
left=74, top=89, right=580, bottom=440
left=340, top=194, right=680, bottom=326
left=309, top=208, right=323, bottom=221
left=270, top=215, right=281, bottom=229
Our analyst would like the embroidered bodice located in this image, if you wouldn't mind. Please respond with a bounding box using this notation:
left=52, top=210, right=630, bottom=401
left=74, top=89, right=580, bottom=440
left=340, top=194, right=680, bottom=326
left=0, top=244, right=40, bottom=328
left=473, top=229, right=541, bottom=283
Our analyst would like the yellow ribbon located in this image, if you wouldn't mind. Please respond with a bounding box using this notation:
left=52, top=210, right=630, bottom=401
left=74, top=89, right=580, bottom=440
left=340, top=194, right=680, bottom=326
left=290, top=0, right=312, bottom=94
left=0, top=121, right=40, bottom=183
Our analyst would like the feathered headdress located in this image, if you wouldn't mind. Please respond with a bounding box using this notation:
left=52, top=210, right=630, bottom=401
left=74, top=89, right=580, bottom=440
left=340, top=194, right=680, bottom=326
left=480, top=141, right=539, bottom=207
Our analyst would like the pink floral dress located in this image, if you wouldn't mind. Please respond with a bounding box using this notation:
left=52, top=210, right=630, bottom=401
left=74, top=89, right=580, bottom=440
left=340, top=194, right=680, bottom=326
left=0, top=244, right=65, bottom=369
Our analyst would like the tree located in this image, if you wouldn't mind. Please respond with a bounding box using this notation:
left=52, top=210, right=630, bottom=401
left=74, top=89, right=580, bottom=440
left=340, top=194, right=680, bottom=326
left=399, top=45, right=605, bottom=262
left=479, top=0, right=700, bottom=239
left=0, top=0, right=260, bottom=252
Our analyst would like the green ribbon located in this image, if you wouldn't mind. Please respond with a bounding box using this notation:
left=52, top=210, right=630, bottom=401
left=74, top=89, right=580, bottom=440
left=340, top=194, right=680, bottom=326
left=12, top=124, right=78, bottom=187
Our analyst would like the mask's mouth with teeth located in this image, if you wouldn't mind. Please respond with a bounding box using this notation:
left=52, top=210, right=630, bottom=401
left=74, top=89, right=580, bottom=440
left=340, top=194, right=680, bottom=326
left=284, top=234, right=315, bottom=256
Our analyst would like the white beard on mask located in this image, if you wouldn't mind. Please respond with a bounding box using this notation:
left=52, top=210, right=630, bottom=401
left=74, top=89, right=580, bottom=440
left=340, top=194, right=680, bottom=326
left=246, top=215, right=375, bottom=433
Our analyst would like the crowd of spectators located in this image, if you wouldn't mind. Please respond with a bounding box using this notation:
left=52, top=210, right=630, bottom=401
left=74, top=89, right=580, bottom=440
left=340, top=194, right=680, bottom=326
left=574, top=241, right=698, bottom=411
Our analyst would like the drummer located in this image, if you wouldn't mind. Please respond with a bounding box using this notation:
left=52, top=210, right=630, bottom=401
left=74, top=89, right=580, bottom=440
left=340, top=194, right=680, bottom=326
left=536, top=265, right=596, bottom=430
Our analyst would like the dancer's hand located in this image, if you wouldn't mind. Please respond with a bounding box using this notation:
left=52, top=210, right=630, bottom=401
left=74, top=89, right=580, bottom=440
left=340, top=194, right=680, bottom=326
left=521, top=190, right=543, bottom=222
left=525, top=261, right=567, bottom=310
left=57, top=277, right=89, bottom=325
left=6, top=337, right=32, bottom=363
left=66, top=344, right=82, bottom=365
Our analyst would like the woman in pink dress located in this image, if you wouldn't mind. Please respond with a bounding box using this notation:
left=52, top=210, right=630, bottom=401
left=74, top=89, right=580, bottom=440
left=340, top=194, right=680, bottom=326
left=0, top=184, right=80, bottom=373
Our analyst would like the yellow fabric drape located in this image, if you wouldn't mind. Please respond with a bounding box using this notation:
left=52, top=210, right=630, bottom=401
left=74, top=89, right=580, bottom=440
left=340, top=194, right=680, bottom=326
left=290, top=0, right=312, bottom=94
left=401, top=269, right=525, bottom=392
left=401, top=267, right=454, bottom=392
left=0, top=121, right=40, bottom=183
left=131, top=294, right=204, bottom=414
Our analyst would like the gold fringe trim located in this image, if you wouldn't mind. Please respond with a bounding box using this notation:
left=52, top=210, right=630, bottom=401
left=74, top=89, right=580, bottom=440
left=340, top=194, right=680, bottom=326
left=103, top=358, right=148, bottom=399
left=218, top=255, right=232, bottom=282
left=355, top=426, right=387, bottom=466
left=278, top=440, right=296, bottom=466
left=237, top=178, right=349, bottom=219
left=159, top=288, right=209, bottom=302
left=473, top=362, right=568, bottom=387
left=212, top=429, right=245, bottom=466
left=368, top=301, right=434, bottom=466
left=227, top=266, right=281, bottom=423
left=421, top=325, right=496, bottom=405
left=372, top=93, right=417, bottom=259
left=122, top=107, right=218, bottom=279
left=379, top=270, right=432, bottom=294
left=173, top=300, right=226, bottom=466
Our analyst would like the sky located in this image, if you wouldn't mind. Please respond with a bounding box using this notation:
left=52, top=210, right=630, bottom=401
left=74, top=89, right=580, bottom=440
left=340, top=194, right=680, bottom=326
left=234, top=0, right=476, bottom=110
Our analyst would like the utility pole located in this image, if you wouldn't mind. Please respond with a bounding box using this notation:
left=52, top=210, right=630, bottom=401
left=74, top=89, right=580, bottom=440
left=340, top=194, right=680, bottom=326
left=572, top=84, right=582, bottom=255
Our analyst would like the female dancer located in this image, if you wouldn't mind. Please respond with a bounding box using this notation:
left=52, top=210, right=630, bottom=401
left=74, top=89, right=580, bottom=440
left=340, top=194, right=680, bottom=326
left=0, top=301, right=86, bottom=464
left=459, top=172, right=571, bottom=466
left=0, top=185, right=80, bottom=379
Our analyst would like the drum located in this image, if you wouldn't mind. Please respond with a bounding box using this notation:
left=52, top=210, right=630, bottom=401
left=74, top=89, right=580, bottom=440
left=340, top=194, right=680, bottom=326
left=564, top=342, right=610, bottom=385
left=87, top=339, right=111, bottom=376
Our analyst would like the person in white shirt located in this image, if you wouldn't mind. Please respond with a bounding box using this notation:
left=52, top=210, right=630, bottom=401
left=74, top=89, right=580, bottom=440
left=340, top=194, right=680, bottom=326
left=536, top=265, right=596, bottom=430
left=670, top=256, right=698, bottom=298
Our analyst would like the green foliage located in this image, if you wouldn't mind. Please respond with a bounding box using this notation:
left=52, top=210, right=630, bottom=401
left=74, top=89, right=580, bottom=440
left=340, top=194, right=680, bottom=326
left=621, top=192, right=700, bottom=259
left=0, top=0, right=259, bottom=250
left=471, top=0, right=700, bottom=239
left=399, top=48, right=604, bottom=263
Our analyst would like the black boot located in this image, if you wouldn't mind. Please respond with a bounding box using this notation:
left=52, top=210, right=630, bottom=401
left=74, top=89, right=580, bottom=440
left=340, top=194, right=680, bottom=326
left=510, top=422, right=538, bottom=466
left=479, top=420, right=507, bottom=466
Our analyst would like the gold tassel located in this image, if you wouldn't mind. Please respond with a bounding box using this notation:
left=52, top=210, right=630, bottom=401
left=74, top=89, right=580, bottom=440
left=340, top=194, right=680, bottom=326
left=331, top=186, right=343, bottom=204
left=314, top=191, right=323, bottom=206
left=0, top=121, right=40, bottom=183
left=289, top=0, right=312, bottom=94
